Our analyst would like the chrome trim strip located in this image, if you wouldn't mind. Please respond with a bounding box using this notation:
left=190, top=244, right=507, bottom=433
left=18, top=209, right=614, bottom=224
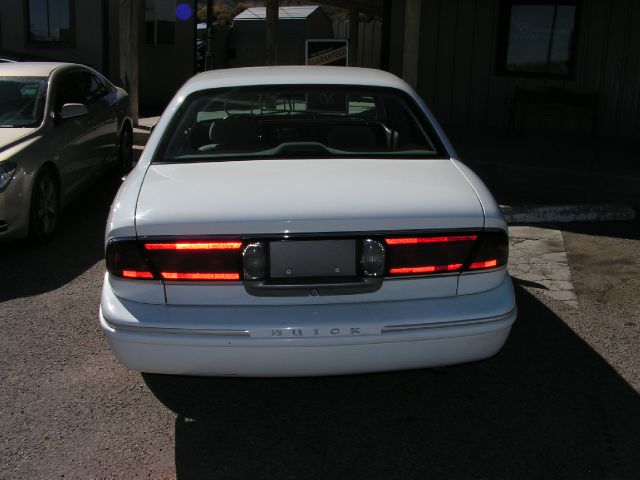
left=105, top=319, right=250, bottom=337
left=381, top=308, right=516, bottom=333
left=136, top=227, right=491, bottom=242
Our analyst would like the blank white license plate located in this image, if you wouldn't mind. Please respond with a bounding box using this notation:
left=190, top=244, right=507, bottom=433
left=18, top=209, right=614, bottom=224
left=269, top=240, right=356, bottom=278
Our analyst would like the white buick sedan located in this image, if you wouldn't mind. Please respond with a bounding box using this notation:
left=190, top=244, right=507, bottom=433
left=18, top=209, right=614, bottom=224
left=100, top=67, right=516, bottom=377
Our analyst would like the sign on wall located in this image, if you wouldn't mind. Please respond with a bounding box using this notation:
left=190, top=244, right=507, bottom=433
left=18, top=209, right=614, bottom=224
left=306, top=39, right=349, bottom=66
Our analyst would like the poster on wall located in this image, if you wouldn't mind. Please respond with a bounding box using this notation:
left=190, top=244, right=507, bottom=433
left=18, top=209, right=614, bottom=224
left=306, top=39, right=349, bottom=66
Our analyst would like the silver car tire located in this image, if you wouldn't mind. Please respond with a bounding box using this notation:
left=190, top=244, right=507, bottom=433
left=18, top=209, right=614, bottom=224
left=29, top=167, right=60, bottom=243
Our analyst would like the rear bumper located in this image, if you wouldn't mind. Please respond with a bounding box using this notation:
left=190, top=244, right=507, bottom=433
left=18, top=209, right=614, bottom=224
left=100, top=276, right=516, bottom=377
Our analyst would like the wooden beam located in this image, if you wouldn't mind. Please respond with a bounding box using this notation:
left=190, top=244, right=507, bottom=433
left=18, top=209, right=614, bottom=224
left=205, top=0, right=213, bottom=70
left=266, top=0, right=279, bottom=65
left=349, top=9, right=359, bottom=66
left=402, top=0, right=421, bottom=89
left=118, top=0, right=138, bottom=124
left=319, top=0, right=383, bottom=17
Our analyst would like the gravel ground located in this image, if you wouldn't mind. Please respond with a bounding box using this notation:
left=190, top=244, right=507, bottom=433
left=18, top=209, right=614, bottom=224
left=1, top=180, right=638, bottom=479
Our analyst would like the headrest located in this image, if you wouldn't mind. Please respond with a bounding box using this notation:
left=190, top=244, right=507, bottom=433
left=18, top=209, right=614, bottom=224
left=210, top=116, right=258, bottom=149
left=327, top=125, right=376, bottom=150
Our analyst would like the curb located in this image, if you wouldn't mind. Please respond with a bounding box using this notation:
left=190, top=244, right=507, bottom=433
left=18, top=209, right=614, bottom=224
left=501, top=203, right=636, bottom=224
left=137, top=116, right=160, bottom=131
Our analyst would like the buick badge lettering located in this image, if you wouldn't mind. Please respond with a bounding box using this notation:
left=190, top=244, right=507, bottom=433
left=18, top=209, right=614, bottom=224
left=270, top=328, right=363, bottom=337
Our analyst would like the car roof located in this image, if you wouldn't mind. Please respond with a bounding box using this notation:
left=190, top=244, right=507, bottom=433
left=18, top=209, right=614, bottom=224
left=0, top=62, right=77, bottom=77
left=181, top=66, right=413, bottom=95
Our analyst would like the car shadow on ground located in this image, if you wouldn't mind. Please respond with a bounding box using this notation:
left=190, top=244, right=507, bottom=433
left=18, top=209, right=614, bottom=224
left=0, top=175, right=121, bottom=302
left=556, top=217, right=640, bottom=241
left=143, top=285, right=640, bottom=480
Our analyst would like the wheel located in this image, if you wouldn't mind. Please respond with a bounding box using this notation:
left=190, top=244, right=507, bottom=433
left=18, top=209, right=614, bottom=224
left=118, top=127, right=134, bottom=175
left=29, top=167, right=60, bottom=243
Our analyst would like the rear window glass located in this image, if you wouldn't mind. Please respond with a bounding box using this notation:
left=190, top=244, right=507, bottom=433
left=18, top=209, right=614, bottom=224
left=155, top=85, right=446, bottom=162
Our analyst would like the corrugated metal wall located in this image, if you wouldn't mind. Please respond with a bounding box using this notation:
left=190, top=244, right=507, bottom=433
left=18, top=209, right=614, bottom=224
left=333, top=20, right=382, bottom=68
left=415, top=0, right=640, bottom=138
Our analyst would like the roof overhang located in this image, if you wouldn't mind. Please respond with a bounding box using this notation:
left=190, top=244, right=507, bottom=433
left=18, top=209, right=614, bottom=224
left=318, top=0, right=383, bottom=17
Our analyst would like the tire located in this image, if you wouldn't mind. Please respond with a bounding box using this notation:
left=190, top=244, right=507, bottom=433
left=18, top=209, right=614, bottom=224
left=29, top=167, right=60, bottom=243
left=118, top=126, right=134, bottom=175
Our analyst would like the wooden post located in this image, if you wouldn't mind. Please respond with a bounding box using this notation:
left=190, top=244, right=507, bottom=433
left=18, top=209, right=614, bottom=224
left=205, top=0, right=213, bottom=70
left=402, top=0, right=421, bottom=89
left=266, top=0, right=279, bottom=65
left=349, top=9, right=359, bottom=67
left=118, top=0, right=139, bottom=124
left=380, top=0, right=392, bottom=71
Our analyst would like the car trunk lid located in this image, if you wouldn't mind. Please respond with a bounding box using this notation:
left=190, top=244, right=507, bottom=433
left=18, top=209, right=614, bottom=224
left=131, top=158, right=488, bottom=305
left=135, top=158, right=484, bottom=236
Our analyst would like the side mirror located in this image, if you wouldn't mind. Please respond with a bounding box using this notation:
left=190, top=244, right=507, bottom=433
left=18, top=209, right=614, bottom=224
left=58, top=103, right=89, bottom=120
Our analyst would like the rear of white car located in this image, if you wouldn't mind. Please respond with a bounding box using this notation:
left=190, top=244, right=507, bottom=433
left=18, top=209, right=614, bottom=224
left=99, top=67, right=516, bottom=377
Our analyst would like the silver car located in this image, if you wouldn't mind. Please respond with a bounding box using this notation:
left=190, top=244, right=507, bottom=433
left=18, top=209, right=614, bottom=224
left=0, top=62, right=132, bottom=242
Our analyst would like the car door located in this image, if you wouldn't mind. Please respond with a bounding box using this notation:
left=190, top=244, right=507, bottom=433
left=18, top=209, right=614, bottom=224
left=72, top=70, right=118, bottom=175
left=49, top=71, right=94, bottom=199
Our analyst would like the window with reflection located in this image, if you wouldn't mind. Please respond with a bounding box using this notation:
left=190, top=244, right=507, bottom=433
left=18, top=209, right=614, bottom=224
left=154, top=85, right=446, bottom=163
left=498, top=2, right=578, bottom=77
left=27, top=0, right=74, bottom=44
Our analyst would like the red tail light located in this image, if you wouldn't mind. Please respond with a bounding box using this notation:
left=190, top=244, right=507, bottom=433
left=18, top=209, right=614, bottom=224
left=106, top=240, right=156, bottom=279
left=388, top=264, right=463, bottom=275
left=106, top=239, right=243, bottom=281
left=144, top=241, right=242, bottom=251
left=385, top=235, right=477, bottom=245
left=384, top=231, right=507, bottom=277
left=106, top=231, right=508, bottom=283
left=161, top=272, right=240, bottom=281
left=122, top=270, right=154, bottom=279
left=467, top=231, right=508, bottom=271
left=384, top=234, right=476, bottom=277
left=469, top=259, right=498, bottom=270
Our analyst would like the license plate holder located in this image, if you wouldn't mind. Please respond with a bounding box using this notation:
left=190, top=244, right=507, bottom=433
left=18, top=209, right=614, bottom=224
left=269, top=240, right=356, bottom=278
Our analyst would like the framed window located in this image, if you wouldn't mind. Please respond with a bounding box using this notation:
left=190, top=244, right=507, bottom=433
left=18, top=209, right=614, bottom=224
left=145, top=0, right=176, bottom=46
left=497, top=1, right=579, bottom=78
left=26, top=0, right=75, bottom=45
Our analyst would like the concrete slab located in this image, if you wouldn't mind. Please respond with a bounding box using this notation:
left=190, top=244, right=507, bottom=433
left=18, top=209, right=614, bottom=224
left=138, top=116, right=160, bottom=130
left=502, top=203, right=635, bottom=224
left=508, top=226, right=578, bottom=308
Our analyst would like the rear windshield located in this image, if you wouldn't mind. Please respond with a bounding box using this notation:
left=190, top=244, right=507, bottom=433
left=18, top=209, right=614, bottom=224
left=155, top=85, right=447, bottom=162
left=0, top=76, right=47, bottom=128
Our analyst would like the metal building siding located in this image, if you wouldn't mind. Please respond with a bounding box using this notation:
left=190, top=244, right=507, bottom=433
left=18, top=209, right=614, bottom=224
left=415, top=0, right=640, bottom=138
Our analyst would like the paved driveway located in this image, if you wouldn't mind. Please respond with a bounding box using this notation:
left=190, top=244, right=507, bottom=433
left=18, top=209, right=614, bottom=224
left=1, top=179, right=638, bottom=479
